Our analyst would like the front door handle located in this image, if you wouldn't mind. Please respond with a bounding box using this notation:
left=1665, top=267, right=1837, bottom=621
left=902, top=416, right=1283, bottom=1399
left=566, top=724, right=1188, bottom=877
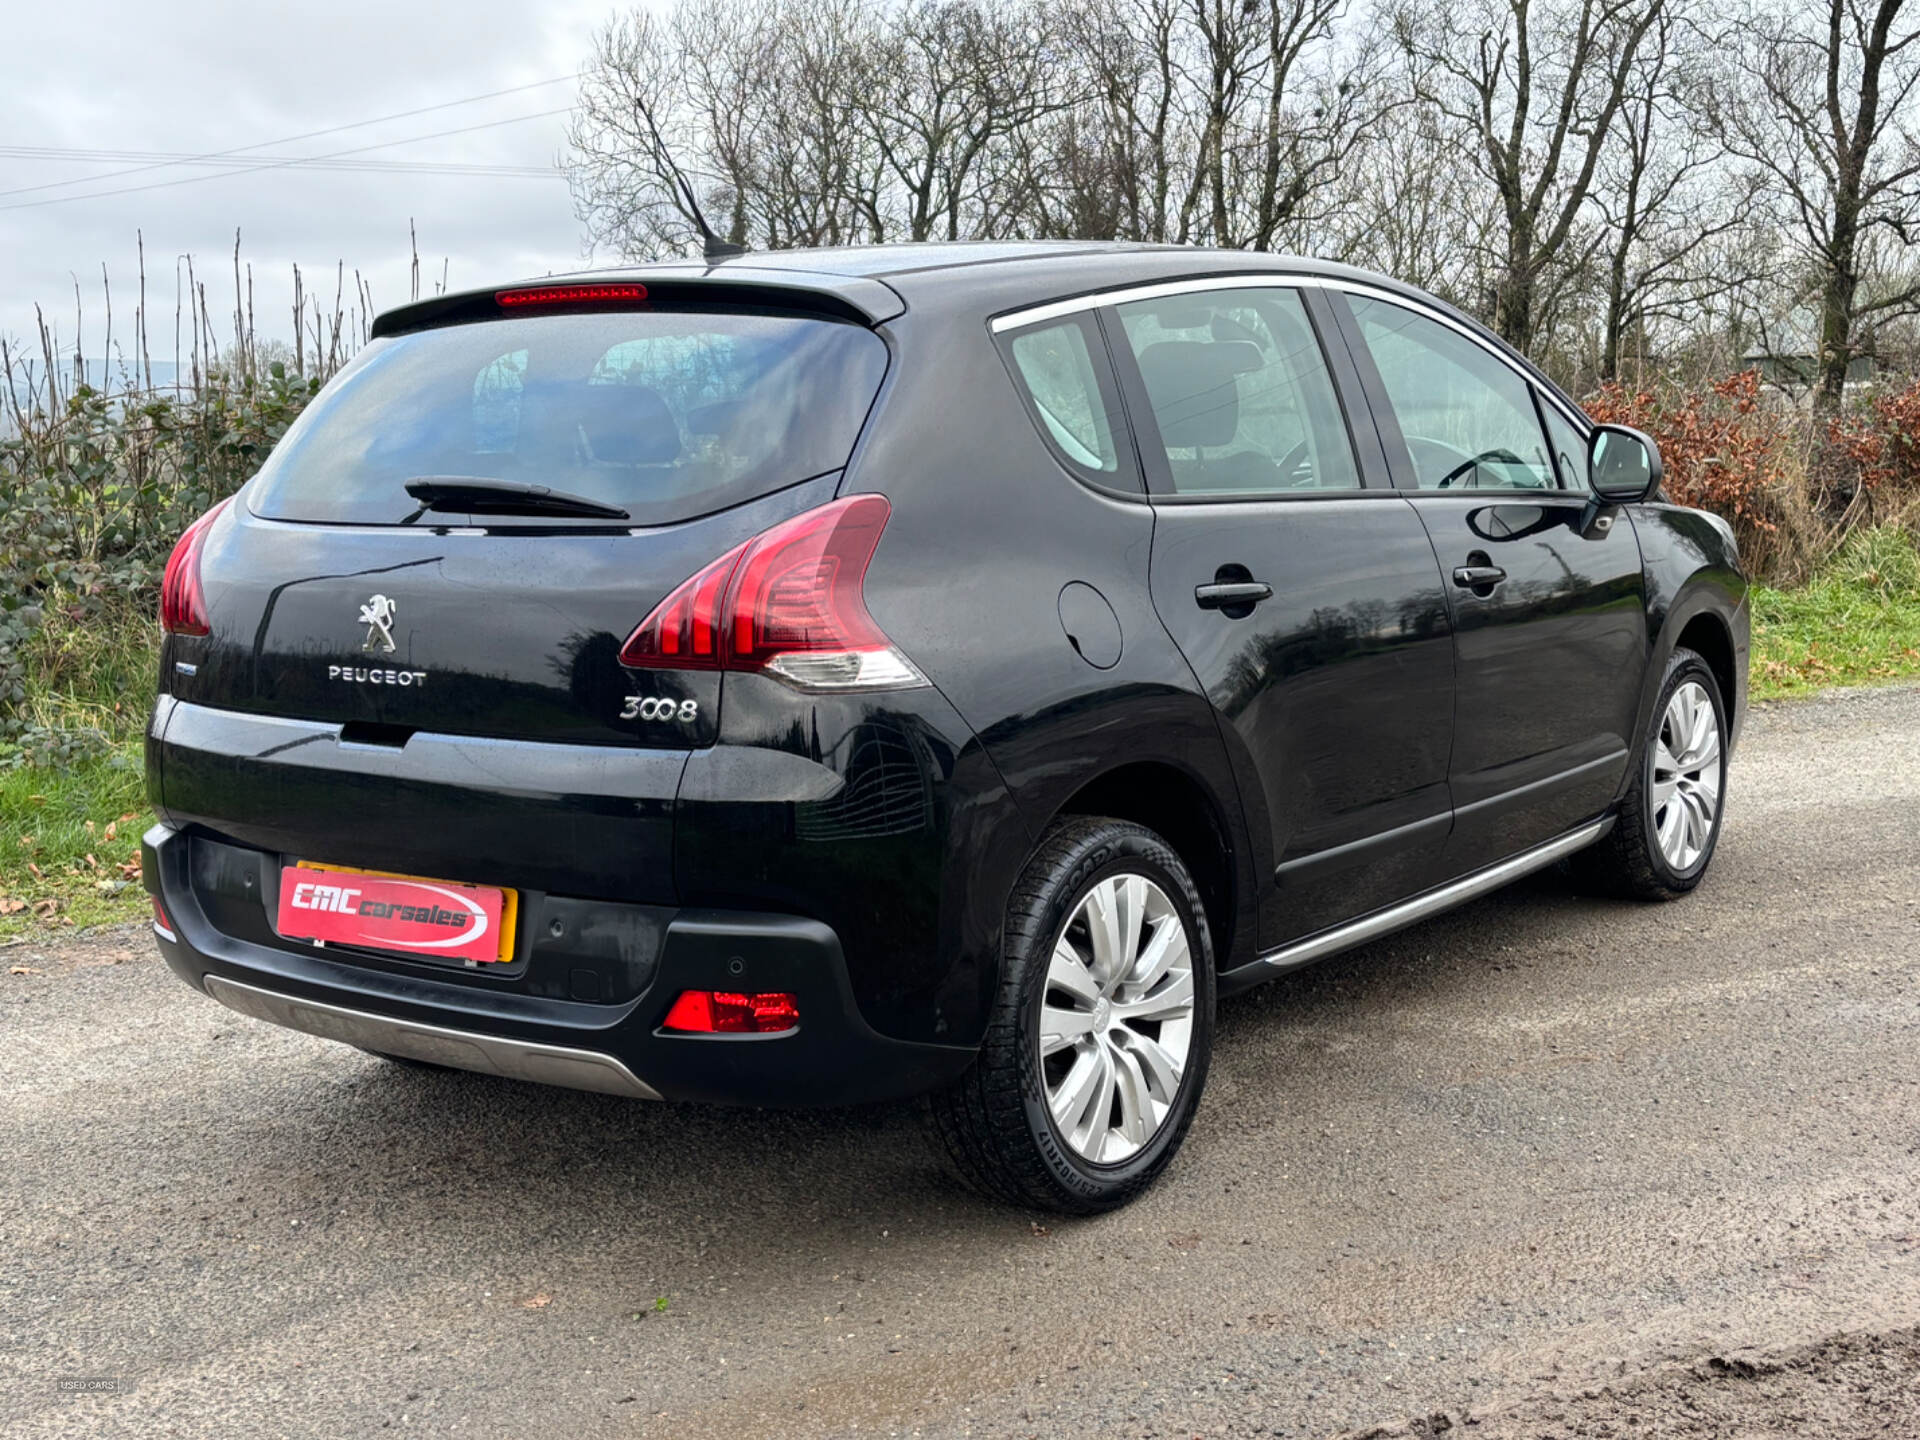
left=1451, top=564, right=1507, bottom=589
left=1195, top=580, right=1274, bottom=610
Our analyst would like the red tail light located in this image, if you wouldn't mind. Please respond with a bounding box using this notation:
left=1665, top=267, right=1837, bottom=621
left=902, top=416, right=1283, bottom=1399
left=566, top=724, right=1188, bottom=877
left=496, top=283, right=647, bottom=309
left=159, top=498, right=232, bottom=636
left=619, top=495, right=923, bottom=691
left=661, top=990, right=801, bottom=1034
left=150, top=896, right=176, bottom=941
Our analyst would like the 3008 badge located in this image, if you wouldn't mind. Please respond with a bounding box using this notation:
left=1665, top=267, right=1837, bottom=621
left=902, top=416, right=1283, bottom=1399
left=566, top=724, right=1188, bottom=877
left=621, top=696, right=699, bottom=722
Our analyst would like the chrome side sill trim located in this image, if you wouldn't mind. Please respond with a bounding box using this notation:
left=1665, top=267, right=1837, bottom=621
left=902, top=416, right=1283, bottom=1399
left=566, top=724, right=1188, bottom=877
left=1255, top=817, right=1613, bottom=975
left=202, top=975, right=662, bottom=1100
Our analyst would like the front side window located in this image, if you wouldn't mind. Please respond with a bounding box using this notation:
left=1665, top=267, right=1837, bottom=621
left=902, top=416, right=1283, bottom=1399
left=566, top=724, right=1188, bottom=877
left=1115, top=287, right=1360, bottom=495
left=1538, top=395, right=1589, bottom=491
left=1349, top=297, right=1556, bottom=492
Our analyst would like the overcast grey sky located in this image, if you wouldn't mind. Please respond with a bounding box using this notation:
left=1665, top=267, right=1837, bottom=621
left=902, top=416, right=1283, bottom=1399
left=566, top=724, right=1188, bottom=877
left=0, top=0, right=619, bottom=374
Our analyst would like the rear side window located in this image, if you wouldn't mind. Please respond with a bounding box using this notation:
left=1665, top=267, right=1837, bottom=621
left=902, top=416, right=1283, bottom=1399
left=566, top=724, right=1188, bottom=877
left=249, top=309, right=890, bottom=525
left=999, top=314, right=1135, bottom=488
left=1114, top=287, right=1359, bottom=495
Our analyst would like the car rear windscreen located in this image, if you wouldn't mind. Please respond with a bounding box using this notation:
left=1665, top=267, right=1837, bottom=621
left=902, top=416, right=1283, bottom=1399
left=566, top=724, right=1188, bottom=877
left=247, top=308, right=890, bottom=525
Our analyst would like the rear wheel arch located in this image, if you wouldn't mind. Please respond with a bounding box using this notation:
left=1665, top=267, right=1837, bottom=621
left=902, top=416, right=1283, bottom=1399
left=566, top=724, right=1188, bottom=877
left=1049, top=761, right=1240, bottom=970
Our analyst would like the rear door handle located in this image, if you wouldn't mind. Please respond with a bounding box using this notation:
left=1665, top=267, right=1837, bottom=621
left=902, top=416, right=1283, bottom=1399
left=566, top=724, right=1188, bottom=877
left=1195, top=581, right=1273, bottom=610
left=1452, top=565, right=1506, bottom=589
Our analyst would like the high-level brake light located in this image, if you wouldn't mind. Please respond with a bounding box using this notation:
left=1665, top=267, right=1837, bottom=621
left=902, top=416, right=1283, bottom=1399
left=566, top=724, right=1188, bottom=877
left=495, top=283, right=648, bottom=309
left=619, top=494, right=925, bottom=692
left=159, top=498, right=232, bottom=636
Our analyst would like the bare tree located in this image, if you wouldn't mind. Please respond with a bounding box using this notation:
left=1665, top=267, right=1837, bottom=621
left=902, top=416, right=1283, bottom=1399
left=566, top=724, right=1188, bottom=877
left=568, top=9, right=724, bottom=258
left=1038, top=0, right=1202, bottom=241
left=1324, top=97, right=1498, bottom=301
left=846, top=0, right=1070, bottom=241
left=1708, top=0, right=1920, bottom=408
left=1395, top=0, right=1668, bottom=355
left=562, top=0, right=1920, bottom=407
left=1015, top=0, right=1399, bottom=247
left=1590, top=5, right=1759, bottom=381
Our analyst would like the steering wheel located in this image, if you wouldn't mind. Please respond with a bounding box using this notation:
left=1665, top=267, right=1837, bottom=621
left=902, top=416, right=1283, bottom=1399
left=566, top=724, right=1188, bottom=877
left=1408, top=437, right=1529, bottom=490
left=1436, top=447, right=1533, bottom=489
left=1273, top=441, right=1316, bottom=487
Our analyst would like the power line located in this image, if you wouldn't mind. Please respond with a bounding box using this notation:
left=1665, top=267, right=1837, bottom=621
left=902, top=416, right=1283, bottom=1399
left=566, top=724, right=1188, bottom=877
left=0, top=146, right=558, bottom=179
left=0, top=109, right=575, bottom=212
left=0, top=75, right=574, bottom=201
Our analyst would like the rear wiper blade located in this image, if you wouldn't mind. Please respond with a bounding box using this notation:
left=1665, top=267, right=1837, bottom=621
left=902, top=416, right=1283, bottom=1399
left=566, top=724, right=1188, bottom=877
left=402, top=476, right=630, bottom=520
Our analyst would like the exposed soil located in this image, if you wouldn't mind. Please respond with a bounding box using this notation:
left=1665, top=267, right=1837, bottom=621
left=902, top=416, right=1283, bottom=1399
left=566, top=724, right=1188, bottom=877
left=1341, top=1328, right=1920, bottom=1439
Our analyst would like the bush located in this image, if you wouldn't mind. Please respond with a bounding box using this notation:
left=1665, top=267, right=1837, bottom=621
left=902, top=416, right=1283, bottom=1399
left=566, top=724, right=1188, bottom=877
left=1585, top=369, right=1824, bottom=582
left=1826, top=377, right=1920, bottom=525
left=1820, top=523, right=1920, bottom=600
left=0, top=363, right=326, bottom=752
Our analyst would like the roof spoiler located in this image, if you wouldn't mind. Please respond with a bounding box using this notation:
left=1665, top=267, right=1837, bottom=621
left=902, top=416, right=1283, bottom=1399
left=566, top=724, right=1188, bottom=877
left=370, top=269, right=905, bottom=339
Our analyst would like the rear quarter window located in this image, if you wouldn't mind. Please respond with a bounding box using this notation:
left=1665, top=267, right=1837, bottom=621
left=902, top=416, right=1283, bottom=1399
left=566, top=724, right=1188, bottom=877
left=248, top=309, right=890, bottom=525
left=998, top=314, right=1140, bottom=492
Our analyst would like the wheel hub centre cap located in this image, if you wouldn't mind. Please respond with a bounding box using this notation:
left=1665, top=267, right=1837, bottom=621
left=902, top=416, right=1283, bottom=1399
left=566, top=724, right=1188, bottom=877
left=1090, top=997, right=1112, bottom=1031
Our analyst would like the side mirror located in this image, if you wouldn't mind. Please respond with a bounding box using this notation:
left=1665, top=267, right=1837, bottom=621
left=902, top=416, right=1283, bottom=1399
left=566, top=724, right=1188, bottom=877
left=1588, top=423, right=1662, bottom=504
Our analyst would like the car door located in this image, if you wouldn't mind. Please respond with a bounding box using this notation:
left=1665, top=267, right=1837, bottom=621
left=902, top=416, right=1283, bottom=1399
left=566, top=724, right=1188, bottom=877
left=1102, top=283, right=1458, bottom=949
left=1329, top=291, right=1649, bottom=870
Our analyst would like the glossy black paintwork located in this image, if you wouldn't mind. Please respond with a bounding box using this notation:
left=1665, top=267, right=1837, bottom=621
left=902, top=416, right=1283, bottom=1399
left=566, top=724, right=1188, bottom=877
left=173, top=472, right=847, bottom=752
left=149, top=243, right=1749, bottom=1097
left=151, top=691, right=688, bottom=900
left=844, top=288, right=1261, bottom=974
left=144, top=824, right=973, bottom=1106
left=1144, top=496, right=1458, bottom=945
left=675, top=674, right=1023, bottom=1046
left=1626, top=504, right=1751, bottom=750
left=185, top=830, right=671, bottom=1003
left=1402, top=495, right=1648, bottom=863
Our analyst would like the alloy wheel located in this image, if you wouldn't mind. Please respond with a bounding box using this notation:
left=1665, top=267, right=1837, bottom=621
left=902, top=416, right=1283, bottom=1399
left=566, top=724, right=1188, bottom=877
left=1038, top=873, right=1196, bottom=1164
left=1652, top=679, right=1722, bottom=871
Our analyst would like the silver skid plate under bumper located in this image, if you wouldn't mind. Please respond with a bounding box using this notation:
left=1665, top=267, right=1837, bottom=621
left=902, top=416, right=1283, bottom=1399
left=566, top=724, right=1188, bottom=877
left=202, top=974, right=662, bottom=1100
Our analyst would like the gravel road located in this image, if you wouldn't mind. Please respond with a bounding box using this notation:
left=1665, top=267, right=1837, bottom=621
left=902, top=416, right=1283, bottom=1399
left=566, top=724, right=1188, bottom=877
left=4, top=685, right=1919, bottom=1439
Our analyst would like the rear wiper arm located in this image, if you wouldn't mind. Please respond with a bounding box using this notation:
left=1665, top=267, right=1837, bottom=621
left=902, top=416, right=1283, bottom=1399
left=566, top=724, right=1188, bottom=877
left=402, top=476, right=630, bottom=520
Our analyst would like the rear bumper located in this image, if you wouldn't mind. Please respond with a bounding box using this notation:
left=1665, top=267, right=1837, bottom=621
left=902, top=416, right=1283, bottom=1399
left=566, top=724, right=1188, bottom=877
left=143, top=822, right=974, bottom=1107
left=202, top=974, right=665, bottom=1098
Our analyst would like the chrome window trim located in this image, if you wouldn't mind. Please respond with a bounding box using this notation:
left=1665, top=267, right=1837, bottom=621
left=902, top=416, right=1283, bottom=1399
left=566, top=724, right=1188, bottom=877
left=989, top=273, right=1589, bottom=434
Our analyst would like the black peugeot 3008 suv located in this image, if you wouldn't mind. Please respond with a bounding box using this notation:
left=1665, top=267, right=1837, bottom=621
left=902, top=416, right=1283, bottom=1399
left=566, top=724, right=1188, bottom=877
left=144, top=242, right=1747, bottom=1212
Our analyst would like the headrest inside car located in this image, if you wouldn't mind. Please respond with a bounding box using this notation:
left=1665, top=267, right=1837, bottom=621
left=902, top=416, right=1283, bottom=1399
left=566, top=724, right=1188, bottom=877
left=1136, top=341, right=1263, bottom=449
left=576, top=384, right=681, bottom=465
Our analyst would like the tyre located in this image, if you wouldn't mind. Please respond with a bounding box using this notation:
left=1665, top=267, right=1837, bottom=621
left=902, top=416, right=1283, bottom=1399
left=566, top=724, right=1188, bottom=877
left=1574, top=646, right=1729, bottom=900
left=923, top=817, right=1215, bottom=1214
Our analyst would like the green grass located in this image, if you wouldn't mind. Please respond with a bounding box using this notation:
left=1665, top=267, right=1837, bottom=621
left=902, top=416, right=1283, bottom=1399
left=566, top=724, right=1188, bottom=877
left=1751, top=583, right=1920, bottom=697
left=1750, top=527, right=1920, bottom=700
left=0, top=744, right=150, bottom=941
